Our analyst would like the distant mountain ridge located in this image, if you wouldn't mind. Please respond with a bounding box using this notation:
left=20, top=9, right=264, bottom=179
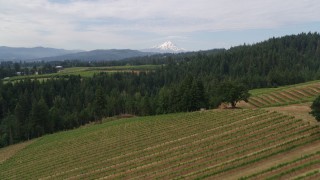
left=0, top=46, right=82, bottom=60
left=39, top=49, right=153, bottom=62
left=0, top=42, right=186, bottom=62
left=0, top=46, right=154, bottom=62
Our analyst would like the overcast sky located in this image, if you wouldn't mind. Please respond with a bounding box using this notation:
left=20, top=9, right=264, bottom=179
left=0, top=0, right=320, bottom=51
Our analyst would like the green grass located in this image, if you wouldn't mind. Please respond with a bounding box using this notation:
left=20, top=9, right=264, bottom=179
left=0, top=109, right=319, bottom=179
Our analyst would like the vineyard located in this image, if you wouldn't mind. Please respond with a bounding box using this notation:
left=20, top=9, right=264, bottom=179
left=0, top=109, right=319, bottom=179
left=248, top=81, right=320, bottom=108
left=240, top=150, right=320, bottom=179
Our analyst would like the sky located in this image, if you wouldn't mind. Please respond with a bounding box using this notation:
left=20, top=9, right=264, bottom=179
left=0, top=0, right=320, bottom=51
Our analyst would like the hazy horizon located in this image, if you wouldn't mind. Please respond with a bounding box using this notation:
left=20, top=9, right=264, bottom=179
left=1, top=0, right=320, bottom=51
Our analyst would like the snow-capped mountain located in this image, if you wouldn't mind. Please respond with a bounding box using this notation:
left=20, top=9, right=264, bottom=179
left=142, top=41, right=186, bottom=53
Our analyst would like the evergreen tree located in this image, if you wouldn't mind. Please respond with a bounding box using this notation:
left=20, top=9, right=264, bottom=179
left=157, top=87, right=170, bottom=114
left=14, top=93, right=30, bottom=140
left=178, top=76, right=193, bottom=111
left=30, top=98, right=49, bottom=137
left=190, top=79, right=207, bottom=111
left=0, top=114, right=19, bottom=146
left=94, top=87, right=106, bottom=122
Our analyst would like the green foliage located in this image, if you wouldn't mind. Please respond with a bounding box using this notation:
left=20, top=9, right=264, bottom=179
left=0, top=114, right=18, bottom=146
left=94, top=87, right=107, bottom=121
left=157, top=76, right=208, bottom=113
left=310, top=96, right=320, bottom=122
left=30, top=98, right=50, bottom=137
left=218, top=82, right=251, bottom=108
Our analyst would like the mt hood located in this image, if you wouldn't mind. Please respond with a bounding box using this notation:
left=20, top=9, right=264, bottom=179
left=143, top=41, right=186, bottom=53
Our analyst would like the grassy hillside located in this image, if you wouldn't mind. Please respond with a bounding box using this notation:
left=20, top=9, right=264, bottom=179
left=248, top=80, right=320, bottom=108
left=1, top=109, right=319, bottom=179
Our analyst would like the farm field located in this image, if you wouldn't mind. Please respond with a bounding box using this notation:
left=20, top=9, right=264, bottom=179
left=240, top=150, right=320, bottom=180
left=247, top=80, right=320, bottom=108
left=0, top=109, right=319, bottom=179
left=3, top=64, right=160, bottom=82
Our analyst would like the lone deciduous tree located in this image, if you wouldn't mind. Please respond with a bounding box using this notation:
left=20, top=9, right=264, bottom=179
left=218, top=82, right=250, bottom=108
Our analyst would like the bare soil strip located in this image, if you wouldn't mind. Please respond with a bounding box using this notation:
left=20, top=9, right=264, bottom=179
left=0, top=140, right=35, bottom=164
left=265, top=103, right=318, bottom=125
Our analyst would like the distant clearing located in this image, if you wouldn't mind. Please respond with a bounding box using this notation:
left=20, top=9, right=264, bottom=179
left=3, top=64, right=160, bottom=82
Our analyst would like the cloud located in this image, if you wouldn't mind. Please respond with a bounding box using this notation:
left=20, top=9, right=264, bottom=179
left=0, top=0, right=319, bottom=49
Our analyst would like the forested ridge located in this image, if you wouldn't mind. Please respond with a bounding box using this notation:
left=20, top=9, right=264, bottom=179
left=159, top=32, right=320, bottom=88
left=1, top=32, right=320, bottom=147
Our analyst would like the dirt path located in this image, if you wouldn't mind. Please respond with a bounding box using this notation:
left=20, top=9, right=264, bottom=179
left=236, top=101, right=256, bottom=109
left=265, top=103, right=318, bottom=125
left=218, top=140, right=320, bottom=180
left=0, top=140, right=35, bottom=164
left=239, top=101, right=317, bottom=125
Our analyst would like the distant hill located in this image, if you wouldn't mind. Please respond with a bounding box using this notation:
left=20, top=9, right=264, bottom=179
left=0, top=46, right=154, bottom=62
left=39, top=49, right=154, bottom=61
left=0, top=46, right=82, bottom=60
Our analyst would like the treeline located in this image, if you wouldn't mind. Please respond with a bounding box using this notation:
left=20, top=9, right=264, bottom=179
left=58, top=32, right=320, bottom=89
left=63, top=32, right=320, bottom=88
left=156, top=32, right=320, bottom=89
left=0, top=61, right=57, bottom=78
left=0, top=72, right=219, bottom=147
